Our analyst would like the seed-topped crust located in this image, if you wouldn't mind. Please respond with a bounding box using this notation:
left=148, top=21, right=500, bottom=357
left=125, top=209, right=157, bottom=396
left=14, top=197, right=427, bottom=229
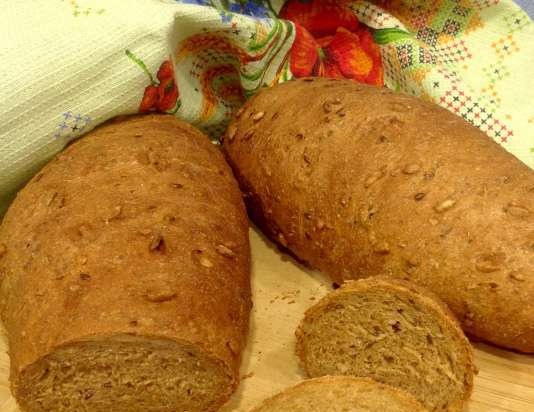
left=222, top=77, right=534, bottom=353
left=0, top=115, right=251, bottom=412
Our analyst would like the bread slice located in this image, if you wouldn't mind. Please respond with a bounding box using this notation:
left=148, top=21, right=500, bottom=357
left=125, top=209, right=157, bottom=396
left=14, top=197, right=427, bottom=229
left=296, top=278, right=474, bottom=412
left=249, top=376, right=429, bottom=412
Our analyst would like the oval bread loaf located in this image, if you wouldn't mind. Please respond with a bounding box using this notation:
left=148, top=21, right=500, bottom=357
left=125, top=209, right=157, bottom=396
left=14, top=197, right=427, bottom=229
left=248, top=376, right=429, bottom=412
left=222, top=77, right=534, bottom=353
left=0, top=115, right=251, bottom=412
left=296, top=277, right=475, bottom=412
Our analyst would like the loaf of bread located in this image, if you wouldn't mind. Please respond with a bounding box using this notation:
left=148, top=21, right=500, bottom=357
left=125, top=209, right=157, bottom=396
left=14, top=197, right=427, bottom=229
left=249, top=376, right=429, bottom=412
left=0, top=115, right=251, bottom=412
left=222, top=77, right=534, bottom=353
left=296, top=277, right=474, bottom=412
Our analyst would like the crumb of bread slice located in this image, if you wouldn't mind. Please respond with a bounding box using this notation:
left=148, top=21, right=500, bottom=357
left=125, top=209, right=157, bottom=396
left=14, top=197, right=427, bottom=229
left=249, top=376, right=429, bottom=412
left=14, top=335, right=234, bottom=412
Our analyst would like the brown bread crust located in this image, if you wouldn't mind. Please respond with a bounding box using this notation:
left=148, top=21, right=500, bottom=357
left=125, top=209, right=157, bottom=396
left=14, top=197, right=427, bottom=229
left=223, top=77, right=534, bottom=353
left=0, top=115, right=251, bottom=411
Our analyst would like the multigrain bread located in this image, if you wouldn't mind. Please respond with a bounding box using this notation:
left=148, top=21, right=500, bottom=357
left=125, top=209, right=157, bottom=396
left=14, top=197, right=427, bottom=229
left=0, top=115, right=251, bottom=412
left=222, top=77, right=534, bottom=353
left=296, top=278, right=474, bottom=412
left=248, top=376, right=429, bottom=412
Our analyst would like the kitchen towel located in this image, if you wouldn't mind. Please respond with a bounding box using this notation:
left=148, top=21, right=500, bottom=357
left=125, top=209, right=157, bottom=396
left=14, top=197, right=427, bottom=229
left=0, top=0, right=533, bottom=215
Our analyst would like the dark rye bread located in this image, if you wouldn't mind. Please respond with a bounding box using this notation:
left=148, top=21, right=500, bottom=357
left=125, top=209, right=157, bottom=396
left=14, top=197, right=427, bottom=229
left=249, top=376, right=429, bottom=412
left=296, top=278, right=475, bottom=412
left=222, top=77, right=534, bottom=353
left=0, top=115, right=251, bottom=412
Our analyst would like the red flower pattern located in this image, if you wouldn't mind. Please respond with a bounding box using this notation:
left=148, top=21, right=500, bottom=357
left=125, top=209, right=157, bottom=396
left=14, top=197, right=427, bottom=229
left=280, top=0, right=384, bottom=86
left=140, top=60, right=179, bottom=113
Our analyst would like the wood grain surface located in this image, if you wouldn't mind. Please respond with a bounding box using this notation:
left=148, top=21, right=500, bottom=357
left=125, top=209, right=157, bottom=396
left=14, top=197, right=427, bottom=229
left=0, top=228, right=532, bottom=411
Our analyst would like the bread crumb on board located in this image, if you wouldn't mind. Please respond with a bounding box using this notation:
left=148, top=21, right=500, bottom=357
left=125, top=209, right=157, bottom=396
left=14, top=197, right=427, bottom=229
left=269, top=289, right=303, bottom=304
left=242, top=372, right=255, bottom=380
left=281, top=290, right=300, bottom=300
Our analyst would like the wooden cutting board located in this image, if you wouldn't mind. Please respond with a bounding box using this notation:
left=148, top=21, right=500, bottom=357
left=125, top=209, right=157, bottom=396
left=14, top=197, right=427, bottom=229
left=0, top=229, right=533, bottom=411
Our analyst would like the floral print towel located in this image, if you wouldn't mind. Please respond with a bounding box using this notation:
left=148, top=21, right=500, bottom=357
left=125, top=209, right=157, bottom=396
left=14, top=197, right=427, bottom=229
left=0, top=0, right=532, bottom=215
